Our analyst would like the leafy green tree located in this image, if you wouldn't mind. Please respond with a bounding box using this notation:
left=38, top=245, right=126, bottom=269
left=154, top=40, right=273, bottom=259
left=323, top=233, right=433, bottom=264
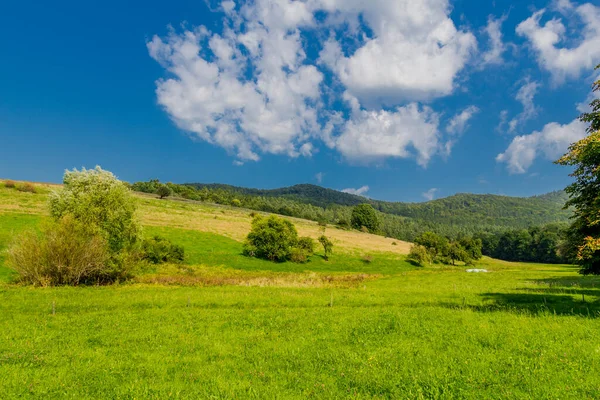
left=446, top=242, right=471, bottom=266
left=49, top=166, right=140, bottom=253
left=407, top=245, right=432, bottom=266
left=156, top=184, right=172, bottom=199
left=557, top=66, right=600, bottom=274
left=351, top=204, right=380, bottom=232
left=459, top=237, right=483, bottom=261
left=415, top=232, right=449, bottom=258
left=243, top=215, right=299, bottom=262
left=318, top=235, right=333, bottom=260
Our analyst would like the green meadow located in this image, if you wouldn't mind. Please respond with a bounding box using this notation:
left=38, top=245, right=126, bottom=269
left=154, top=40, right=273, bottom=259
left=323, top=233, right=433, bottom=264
left=1, top=184, right=600, bottom=398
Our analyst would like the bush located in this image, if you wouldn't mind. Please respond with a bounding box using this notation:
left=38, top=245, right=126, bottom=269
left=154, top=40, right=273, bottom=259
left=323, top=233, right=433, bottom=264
left=243, top=215, right=299, bottom=262
left=407, top=245, right=432, bottom=267
left=290, top=248, right=309, bottom=263
left=351, top=204, right=380, bottom=232
left=4, top=180, right=16, bottom=188
left=362, top=255, right=373, bottom=264
left=231, top=199, right=242, bottom=207
left=297, top=237, right=315, bottom=255
left=392, top=242, right=398, bottom=246
left=49, top=166, right=140, bottom=253
left=7, top=216, right=109, bottom=286
left=360, top=226, right=369, bottom=233
left=17, top=183, right=37, bottom=193
left=141, top=236, right=184, bottom=264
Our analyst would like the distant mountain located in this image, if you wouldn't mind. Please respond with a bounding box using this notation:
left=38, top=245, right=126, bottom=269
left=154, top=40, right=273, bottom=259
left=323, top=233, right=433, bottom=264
left=186, top=183, right=571, bottom=229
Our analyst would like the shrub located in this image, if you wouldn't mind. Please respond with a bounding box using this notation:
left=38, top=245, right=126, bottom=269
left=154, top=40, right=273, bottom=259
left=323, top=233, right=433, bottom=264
left=249, top=212, right=258, bottom=218
left=141, top=236, right=184, bottom=264
left=318, top=235, right=334, bottom=260
left=318, top=219, right=327, bottom=227
left=243, top=215, right=299, bottom=262
left=156, top=184, right=172, bottom=199
left=7, top=216, right=109, bottom=286
left=351, top=204, right=380, bottom=232
left=362, top=255, right=373, bottom=264
left=290, top=248, right=309, bottom=263
left=360, top=226, right=369, bottom=233
left=17, top=183, right=36, bottom=193
left=407, top=245, right=432, bottom=267
left=49, top=166, right=140, bottom=254
left=231, top=199, right=242, bottom=207
left=4, top=180, right=16, bottom=188
left=392, top=242, right=398, bottom=246
left=297, top=237, right=315, bottom=255
left=336, top=218, right=350, bottom=230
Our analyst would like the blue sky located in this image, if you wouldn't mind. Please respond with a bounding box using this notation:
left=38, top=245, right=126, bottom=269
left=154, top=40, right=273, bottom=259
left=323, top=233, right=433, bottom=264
left=1, top=0, right=599, bottom=202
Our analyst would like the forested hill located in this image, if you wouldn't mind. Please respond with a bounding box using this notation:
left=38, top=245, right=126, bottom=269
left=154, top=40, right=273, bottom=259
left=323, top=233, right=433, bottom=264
left=186, top=183, right=571, bottom=228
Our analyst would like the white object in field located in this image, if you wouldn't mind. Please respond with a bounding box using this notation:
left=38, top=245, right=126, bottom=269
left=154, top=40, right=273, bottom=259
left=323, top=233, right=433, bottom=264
left=466, top=269, right=488, bottom=273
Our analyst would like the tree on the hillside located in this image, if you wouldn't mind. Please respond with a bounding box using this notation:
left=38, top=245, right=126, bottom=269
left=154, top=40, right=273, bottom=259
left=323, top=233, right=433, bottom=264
left=156, top=184, right=172, bottom=199
left=351, top=204, right=380, bottom=232
left=407, top=245, right=431, bottom=266
left=556, top=65, right=600, bottom=274
left=49, top=166, right=140, bottom=253
left=318, top=235, right=333, bottom=260
left=243, top=215, right=299, bottom=262
left=446, top=242, right=472, bottom=266
left=415, top=232, right=449, bottom=258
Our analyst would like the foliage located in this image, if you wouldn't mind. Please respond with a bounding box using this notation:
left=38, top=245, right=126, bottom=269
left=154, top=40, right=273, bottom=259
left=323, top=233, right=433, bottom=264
left=50, top=166, right=140, bottom=253
left=407, top=245, right=432, bottom=266
left=318, top=235, right=333, bottom=260
left=243, top=215, right=299, bottom=262
left=156, top=184, right=172, bottom=199
left=415, top=232, right=449, bottom=258
left=141, top=236, right=184, bottom=264
left=7, top=215, right=109, bottom=286
left=446, top=242, right=472, bottom=266
left=297, top=237, right=315, bottom=255
left=556, top=66, right=600, bottom=274
left=17, top=182, right=37, bottom=193
left=134, top=180, right=571, bottom=244
left=351, top=204, right=380, bottom=233
left=3, top=180, right=16, bottom=188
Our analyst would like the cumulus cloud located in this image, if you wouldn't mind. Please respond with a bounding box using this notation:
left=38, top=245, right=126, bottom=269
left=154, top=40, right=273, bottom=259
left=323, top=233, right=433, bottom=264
left=447, top=106, right=480, bottom=135
left=508, top=79, right=540, bottom=133
left=335, top=103, right=441, bottom=166
left=517, top=1, right=600, bottom=82
left=318, top=0, right=477, bottom=106
left=342, top=186, right=370, bottom=196
left=481, top=15, right=508, bottom=66
left=148, top=0, right=479, bottom=165
left=422, top=188, right=438, bottom=201
left=496, top=118, right=586, bottom=173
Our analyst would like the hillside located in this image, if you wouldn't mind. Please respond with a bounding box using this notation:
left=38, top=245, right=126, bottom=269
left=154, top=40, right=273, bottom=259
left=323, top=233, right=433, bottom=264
left=187, top=183, right=572, bottom=230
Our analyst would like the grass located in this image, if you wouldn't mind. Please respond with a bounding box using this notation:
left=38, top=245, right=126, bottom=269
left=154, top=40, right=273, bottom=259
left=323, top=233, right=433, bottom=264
left=2, top=182, right=600, bottom=397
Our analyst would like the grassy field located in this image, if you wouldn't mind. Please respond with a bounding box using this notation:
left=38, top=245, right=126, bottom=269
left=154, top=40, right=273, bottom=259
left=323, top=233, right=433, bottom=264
left=2, top=182, right=600, bottom=398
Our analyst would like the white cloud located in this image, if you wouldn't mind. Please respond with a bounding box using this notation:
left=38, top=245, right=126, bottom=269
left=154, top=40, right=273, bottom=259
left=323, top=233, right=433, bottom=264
left=315, top=172, right=324, bottom=184
left=342, top=185, right=370, bottom=196
left=335, top=103, right=441, bottom=166
left=422, top=188, right=438, bottom=201
left=496, top=118, right=586, bottom=173
left=517, top=2, right=600, bottom=82
left=149, top=0, right=479, bottom=165
left=481, top=15, right=507, bottom=66
left=447, top=105, right=480, bottom=135
left=317, top=0, right=477, bottom=106
left=508, top=79, right=540, bottom=133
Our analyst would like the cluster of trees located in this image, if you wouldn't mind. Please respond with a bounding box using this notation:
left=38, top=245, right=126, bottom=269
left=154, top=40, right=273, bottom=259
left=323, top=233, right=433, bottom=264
left=408, top=232, right=483, bottom=267
left=475, top=225, right=567, bottom=264
left=8, top=167, right=184, bottom=286
left=243, top=215, right=333, bottom=263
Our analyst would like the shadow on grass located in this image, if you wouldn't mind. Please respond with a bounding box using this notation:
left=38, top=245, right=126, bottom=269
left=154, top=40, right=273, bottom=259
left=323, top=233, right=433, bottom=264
left=442, top=292, right=600, bottom=318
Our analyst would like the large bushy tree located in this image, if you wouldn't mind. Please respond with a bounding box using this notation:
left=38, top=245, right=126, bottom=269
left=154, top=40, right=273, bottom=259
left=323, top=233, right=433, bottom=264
left=49, top=166, right=140, bottom=253
left=351, top=204, right=380, bottom=232
left=244, top=215, right=299, bottom=262
left=557, top=66, right=600, bottom=274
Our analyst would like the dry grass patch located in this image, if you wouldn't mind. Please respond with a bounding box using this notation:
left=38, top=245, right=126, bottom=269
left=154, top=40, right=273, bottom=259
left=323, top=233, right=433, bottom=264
left=136, top=265, right=380, bottom=288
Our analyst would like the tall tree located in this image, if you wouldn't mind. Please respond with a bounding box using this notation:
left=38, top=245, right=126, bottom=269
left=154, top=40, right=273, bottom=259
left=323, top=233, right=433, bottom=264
left=556, top=65, right=600, bottom=274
